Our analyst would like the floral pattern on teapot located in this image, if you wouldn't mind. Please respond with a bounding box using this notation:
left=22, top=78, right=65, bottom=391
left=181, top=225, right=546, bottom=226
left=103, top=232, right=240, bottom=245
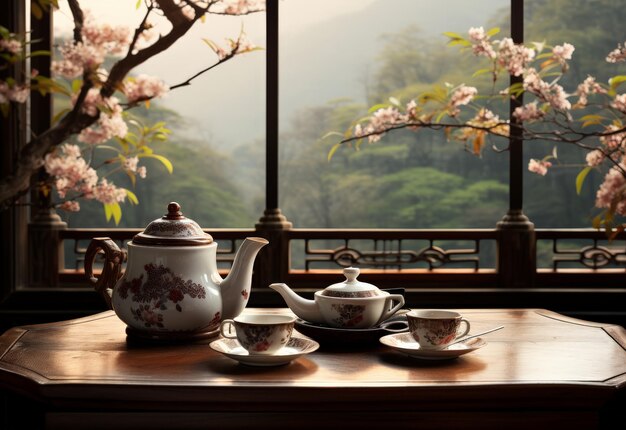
left=331, top=304, right=366, bottom=328
left=118, top=263, right=207, bottom=328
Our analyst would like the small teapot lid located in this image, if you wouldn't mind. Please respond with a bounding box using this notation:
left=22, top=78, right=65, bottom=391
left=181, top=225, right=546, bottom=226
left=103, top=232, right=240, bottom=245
left=132, top=202, right=213, bottom=246
left=320, top=267, right=385, bottom=298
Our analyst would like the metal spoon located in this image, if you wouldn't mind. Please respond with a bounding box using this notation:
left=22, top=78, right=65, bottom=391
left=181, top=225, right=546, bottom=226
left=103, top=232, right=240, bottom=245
left=447, top=325, right=505, bottom=347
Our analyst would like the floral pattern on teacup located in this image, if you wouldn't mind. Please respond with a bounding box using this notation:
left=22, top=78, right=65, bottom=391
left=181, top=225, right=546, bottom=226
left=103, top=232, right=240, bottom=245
left=409, top=318, right=459, bottom=347
left=330, top=304, right=366, bottom=327
left=240, top=324, right=293, bottom=352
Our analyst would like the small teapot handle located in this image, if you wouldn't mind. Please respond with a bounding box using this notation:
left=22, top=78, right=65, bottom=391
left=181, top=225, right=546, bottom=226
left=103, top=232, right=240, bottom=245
left=377, top=294, right=406, bottom=325
left=84, top=237, right=125, bottom=309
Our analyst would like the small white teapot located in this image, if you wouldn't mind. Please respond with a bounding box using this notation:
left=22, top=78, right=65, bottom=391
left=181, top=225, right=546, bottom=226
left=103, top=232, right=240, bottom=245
left=85, top=202, right=268, bottom=341
left=270, top=267, right=405, bottom=329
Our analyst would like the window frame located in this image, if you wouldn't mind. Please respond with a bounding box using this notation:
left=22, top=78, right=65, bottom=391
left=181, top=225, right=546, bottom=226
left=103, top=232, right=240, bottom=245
left=1, top=0, right=625, bottom=332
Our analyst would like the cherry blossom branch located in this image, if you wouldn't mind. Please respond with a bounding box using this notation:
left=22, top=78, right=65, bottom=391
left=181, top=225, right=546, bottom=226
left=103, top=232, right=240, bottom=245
left=1, top=0, right=203, bottom=209
left=169, top=47, right=238, bottom=91
left=67, top=0, right=85, bottom=43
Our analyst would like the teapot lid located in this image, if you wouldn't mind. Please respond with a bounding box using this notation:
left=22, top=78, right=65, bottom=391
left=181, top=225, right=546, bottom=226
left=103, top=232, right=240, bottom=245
left=320, top=267, right=385, bottom=298
left=132, top=202, right=213, bottom=246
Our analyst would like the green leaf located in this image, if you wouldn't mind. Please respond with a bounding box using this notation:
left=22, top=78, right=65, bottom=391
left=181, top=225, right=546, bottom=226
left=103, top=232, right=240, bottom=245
left=592, top=214, right=602, bottom=229
left=472, top=68, right=492, bottom=78
left=485, top=27, right=500, bottom=37
left=126, top=189, right=139, bottom=205
left=135, top=0, right=141, bottom=8
left=322, top=131, right=343, bottom=140
left=389, top=97, right=401, bottom=107
left=447, top=39, right=471, bottom=47
left=126, top=170, right=136, bottom=187
left=104, top=203, right=112, bottom=222
left=95, top=145, right=120, bottom=153
left=531, top=41, right=546, bottom=53
left=609, top=75, right=626, bottom=92
left=576, top=166, right=592, bottom=195
left=110, top=202, right=122, bottom=225
left=435, top=109, right=448, bottom=123
left=71, top=79, right=83, bottom=93
left=139, top=153, right=173, bottom=173
left=367, top=103, right=391, bottom=114
left=442, top=31, right=464, bottom=40
left=31, top=2, right=43, bottom=20
left=327, top=143, right=341, bottom=161
left=29, top=50, right=50, bottom=58
left=579, top=114, right=605, bottom=128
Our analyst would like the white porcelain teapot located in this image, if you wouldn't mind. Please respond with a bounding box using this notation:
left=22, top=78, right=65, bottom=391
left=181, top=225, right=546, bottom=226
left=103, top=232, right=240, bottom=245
left=85, top=202, right=268, bottom=341
left=270, top=267, right=405, bottom=329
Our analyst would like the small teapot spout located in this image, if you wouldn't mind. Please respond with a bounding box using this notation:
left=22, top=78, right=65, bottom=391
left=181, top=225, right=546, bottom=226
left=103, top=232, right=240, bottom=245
left=220, top=237, right=268, bottom=320
left=269, top=283, right=325, bottom=324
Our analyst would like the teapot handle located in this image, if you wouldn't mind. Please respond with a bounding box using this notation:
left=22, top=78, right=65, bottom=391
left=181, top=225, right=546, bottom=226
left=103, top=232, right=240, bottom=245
left=85, top=237, right=125, bottom=309
left=377, top=294, right=406, bottom=325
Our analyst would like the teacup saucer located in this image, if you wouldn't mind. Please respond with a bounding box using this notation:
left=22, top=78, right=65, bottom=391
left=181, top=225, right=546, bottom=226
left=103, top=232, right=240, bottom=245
left=379, top=332, right=486, bottom=360
left=209, top=336, right=319, bottom=366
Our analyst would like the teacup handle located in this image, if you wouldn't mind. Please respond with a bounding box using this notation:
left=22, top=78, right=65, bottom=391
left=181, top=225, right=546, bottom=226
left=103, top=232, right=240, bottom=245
left=456, top=318, right=471, bottom=339
left=377, top=294, right=405, bottom=324
left=220, top=319, right=238, bottom=339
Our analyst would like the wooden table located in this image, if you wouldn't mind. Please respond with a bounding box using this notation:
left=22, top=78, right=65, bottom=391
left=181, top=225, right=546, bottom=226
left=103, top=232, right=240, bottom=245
left=0, top=308, right=624, bottom=429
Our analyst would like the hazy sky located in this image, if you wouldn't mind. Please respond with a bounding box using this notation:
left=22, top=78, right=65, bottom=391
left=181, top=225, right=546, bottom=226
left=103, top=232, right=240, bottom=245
left=53, top=0, right=378, bottom=146
left=54, top=0, right=377, bottom=37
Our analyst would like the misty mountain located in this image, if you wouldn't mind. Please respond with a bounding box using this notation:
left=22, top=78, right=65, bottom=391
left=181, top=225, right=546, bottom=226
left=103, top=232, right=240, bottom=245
left=166, top=0, right=508, bottom=150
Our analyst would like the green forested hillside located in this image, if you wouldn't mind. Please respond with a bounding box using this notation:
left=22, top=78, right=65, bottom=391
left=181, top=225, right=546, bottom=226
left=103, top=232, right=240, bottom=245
left=63, top=0, right=626, bottom=230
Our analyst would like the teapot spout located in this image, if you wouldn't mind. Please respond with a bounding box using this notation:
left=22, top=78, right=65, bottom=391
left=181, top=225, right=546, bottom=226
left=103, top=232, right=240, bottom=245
left=220, top=237, right=268, bottom=320
left=269, top=283, right=325, bottom=324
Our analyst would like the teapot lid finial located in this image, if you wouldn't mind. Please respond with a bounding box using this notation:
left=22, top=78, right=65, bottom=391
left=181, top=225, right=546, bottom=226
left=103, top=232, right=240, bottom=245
left=343, top=267, right=360, bottom=282
left=165, top=202, right=184, bottom=220
left=132, top=202, right=213, bottom=246
left=320, top=266, right=385, bottom=298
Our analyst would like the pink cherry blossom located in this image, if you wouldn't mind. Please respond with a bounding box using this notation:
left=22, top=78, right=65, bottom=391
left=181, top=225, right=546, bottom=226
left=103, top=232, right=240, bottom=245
left=497, top=38, right=535, bottom=76
left=599, top=125, right=626, bottom=150
left=513, top=101, right=545, bottom=122
left=606, top=42, right=626, bottom=63
left=468, top=27, right=496, bottom=59
left=552, top=43, right=575, bottom=65
left=74, top=93, right=128, bottom=145
left=219, top=0, right=266, bottom=14
left=92, top=178, right=127, bottom=205
left=0, top=81, right=29, bottom=104
left=0, top=38, right=22, bottom=54
left=610, top=94, right=626, bottom=114
left=52, top=14, right=131, bottom=79
left=575, top=76, right=605, bottom=107
left=448, top=86, right=477, bottom=116
left=123, top=156, right=139, bottom=172
left=523, top=68, right=571, bottom=111
left=586, top=150, right=605, bottom=167
left=595, top=163, right=626, bottom=215
left=44, top=144, right=98, bottom=199
left=137, top=166, right=147, bottom=178
left=528, top=159, right=552, bottom=176
left=124, top=74, right=169, bottom=103
left=59, top=201, right=80, bottom=212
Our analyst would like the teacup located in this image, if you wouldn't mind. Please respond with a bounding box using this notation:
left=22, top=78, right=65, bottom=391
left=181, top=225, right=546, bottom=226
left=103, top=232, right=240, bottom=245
left=406, top=309, right=471, bottom=350
left=220, top=314, right=295, bottom=355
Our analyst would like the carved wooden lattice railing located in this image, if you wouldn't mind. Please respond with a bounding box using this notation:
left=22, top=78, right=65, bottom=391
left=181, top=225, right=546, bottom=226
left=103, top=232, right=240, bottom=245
left=57, top=227, right=626, bottom=290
